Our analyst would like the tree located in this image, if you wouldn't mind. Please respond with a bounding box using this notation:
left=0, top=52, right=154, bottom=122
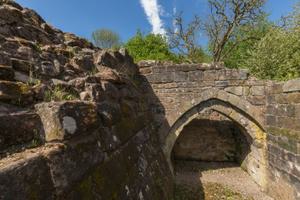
left=223, top=14, right=273, bottom=68
left=242, top=4, right=300, bottom=80
left=205, top=0, right=266, bottom=62
left=91, top=29, right=121, bottom=49
left=168, top=13, right=209, bottom=63
left=124, top=31, right=179, bottom=62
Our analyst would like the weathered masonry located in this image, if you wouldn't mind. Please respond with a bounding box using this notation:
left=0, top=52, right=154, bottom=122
left=0, top=1, right=299, bottom=199
left=139, top=61, right=300, bottom=200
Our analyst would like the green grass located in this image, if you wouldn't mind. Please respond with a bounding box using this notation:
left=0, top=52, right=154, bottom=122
left=44, top=86, right=79, bottom=102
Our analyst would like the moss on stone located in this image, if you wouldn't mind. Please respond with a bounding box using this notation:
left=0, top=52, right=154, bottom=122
left=18, top=82, right=31, bottom=94
left=77, top=176, right=94, bottom=200
left=267, top=127, right=300, bottom=141
left=27, top=186, right=39, bottom=200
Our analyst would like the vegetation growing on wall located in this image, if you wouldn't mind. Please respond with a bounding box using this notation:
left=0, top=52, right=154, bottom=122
left=91, top=29, right=121, bottom=49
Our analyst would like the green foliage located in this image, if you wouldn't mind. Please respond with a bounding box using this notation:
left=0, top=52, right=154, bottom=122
left=244, top=26, right=300, bottom=80
left=243, top=5, right=300, bottom=80
left=124, top=31, right=179, bottom=63
left=44, top=86, right=79, bottom=102
left=223, top=5, right=300, bottom=81
left=187, top=47, right=212, bottom=63
left=91, top=29, right=121, bottom=49
left=223, top=15, right=273, bottom=68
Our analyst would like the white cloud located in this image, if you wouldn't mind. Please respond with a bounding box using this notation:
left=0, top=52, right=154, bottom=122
left=172, top=6, right=179, bottom=33
left=140, top=0, right=166, bottom=35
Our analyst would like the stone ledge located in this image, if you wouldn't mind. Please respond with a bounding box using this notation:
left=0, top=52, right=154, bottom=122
left=35, top=101, right=101, bottom=142
left=0, top=110, right=43, bottom=151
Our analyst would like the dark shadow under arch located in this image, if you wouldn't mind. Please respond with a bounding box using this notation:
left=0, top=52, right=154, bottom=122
left=163, top=98, right=268, bottom=189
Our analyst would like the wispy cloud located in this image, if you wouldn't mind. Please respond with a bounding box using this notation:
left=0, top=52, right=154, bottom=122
left=140, top=0, right=166, bottom=35
left=172, top=5, right=178, bottom=33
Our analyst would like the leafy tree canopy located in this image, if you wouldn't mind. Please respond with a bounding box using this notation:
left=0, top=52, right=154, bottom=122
left=223, top=3, right=300, bottom=81
left=124, top=31, right=179, bottom=63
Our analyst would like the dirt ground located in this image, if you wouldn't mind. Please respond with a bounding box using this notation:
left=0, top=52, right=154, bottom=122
left=174, top=161, right=273, bottom=200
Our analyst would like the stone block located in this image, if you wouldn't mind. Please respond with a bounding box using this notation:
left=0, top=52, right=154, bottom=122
left=283, top=78, right=300, bottom=93
left=276, top=136, right=298, bottom=154
left=286, top=93, right=300, bottom=104
left=0, top=153, right=55, bottom=199
left=0, top=54, right=11, bottom=66
left=239, top=69, right=249, bottom=80
left=215, top=80, right=229, bottom=87
left=166, top=65, right=176, bottom=72
left=188, top=71, right=203, bottom=81
left=267, top=95, right=276, bottom=104
left=267, top=133, right=278, bottom=143
left=267, top=83, right=283, bottom=94
left=174, top=71, right=188, bottom=82
left=267, top=104, right=295, bottom=117
left=156, top=72, right=174, bottom=83
left=278, top=105, right=296, bottom=117
left=176, top=64, right=198, bottom=72
left=35, top=101, right=101, bottom=142
left=0, top=66, right=14, bottom=81
left=228, top=93, right=242, bottom=107
left=97, top=101, right=121, bottom=127
left=277, top=116, right=300, bottom=131
left=139, top=67, right=152, bottom=74
left=10, top=58, right=33, bottom=73
left=268, top=143, right=282, bottom=157
left=224, top=86, right=243, bottom=96
left=295, top=105, right=300, bottom=119
left=0, top=80, right=32, bottom=101
left=0, top=110, right=43, bottom=151
left=152, top=66, right=166, bottom=73
left=275, top=94, right=288, bottom=104
left=216, top=90, right=229, bottom=102
left=247, top=96, right=266, bottom=106
left=44, top=137, right=105, bottom=193
left=250, top=86, right=265, bottom=96
left=266, top=115, right=277, bottom=126
left=203, top=70, right=217, bottom=81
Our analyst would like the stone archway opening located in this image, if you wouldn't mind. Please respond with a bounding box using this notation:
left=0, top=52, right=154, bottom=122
left=172, top=110, right=252, bottom=170
left=164, top=98, right=269, bottom=198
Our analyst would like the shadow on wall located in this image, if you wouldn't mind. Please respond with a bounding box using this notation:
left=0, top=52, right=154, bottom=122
left=171, top=117, right=252, bottom=200
left=134, top=72, right=176, bottom=198
left=138, top=76, right=257, bottom=198
left=172, top=118, right=251, bottom=164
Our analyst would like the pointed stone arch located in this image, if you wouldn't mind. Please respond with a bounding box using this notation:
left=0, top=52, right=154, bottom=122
left=163, top=89, right=268, bottom=188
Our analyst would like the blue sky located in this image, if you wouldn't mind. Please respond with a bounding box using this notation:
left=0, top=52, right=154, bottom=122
left=15, top=0, right=298, bottom=47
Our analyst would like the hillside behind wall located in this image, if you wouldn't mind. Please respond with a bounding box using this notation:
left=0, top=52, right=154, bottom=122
left=138, top=61, right=300, bottom=200
left=0, top=1, right=173, bottom=199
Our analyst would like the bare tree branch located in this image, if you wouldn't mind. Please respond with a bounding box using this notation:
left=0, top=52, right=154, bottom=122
left=205, top=0, right=266, bottom=62
left=167, top=13, right=204, bottom=62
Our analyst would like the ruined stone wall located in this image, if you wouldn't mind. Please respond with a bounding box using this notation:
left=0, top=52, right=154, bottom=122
left=139, top=61, right=269, bottom=188
left=139, top=61, right=300, bottom=199
left=138, top=60, right=267, bottom=144
left=0, top=1, right=299, bottom=199
left=0, top=1, right=173, bottom=199
left=266, top=79, right=300, bottom=200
